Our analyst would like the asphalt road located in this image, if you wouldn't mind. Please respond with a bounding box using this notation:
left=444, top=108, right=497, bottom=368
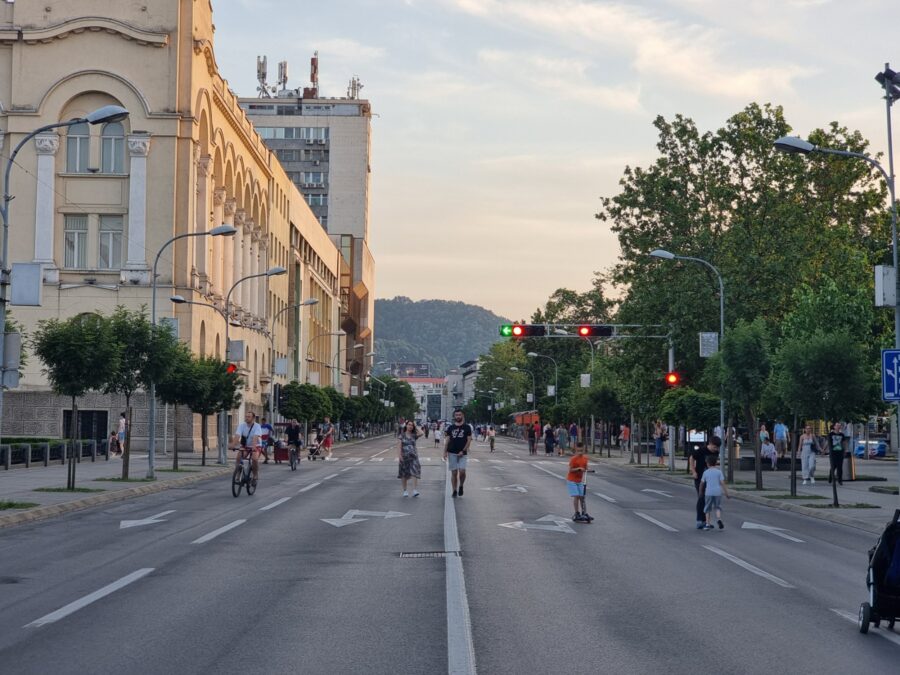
left=1, top=434, right=898, bottom=674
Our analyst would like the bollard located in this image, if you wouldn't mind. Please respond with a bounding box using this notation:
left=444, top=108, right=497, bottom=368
left=25, top=444, right=32, bottom=468
left=1, top=444, right=9, bottom=470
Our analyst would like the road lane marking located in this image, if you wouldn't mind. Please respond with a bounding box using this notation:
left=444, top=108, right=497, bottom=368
left=340, top=467, right=353, bottom=472
left=298, top=482, right=321, bottom=493
left=355, top=459, right=365, bottom=465
left=370, top=457, right=385, bottom=462
left=532, top=464, right=566, bottom=480
left=703, top=545, right=795, bottom=588
left=831, top=609, right=900, bottom=647
left=192, top=520, right=246, bottom=544
left=593, top=492, right=617, bottom=503
left=634, top=512, right=678, bottom=532
left=119, top=510, right=176, bottom=529
left=372, top=448, right=390, bottom=458
left=641, top=489, right=673, bottom=498
left=323, top=473, right=339, bottom=480
left=445, top=464, right=477, bottom=675
left=25, top=568, right=155, bottom=628
left=260, top=497, right=291, bottom=511
left=741, top=521, right=805, bottom=543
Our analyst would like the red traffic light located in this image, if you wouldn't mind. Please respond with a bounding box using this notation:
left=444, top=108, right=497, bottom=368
left=226, top=363, right=238, bottom=374
left=664, top=371, right=680, bottom=386
left=501, top=324, right=546, bottom=338
left=576, top=325, right=614, bottom=337
left=512, top=325, right=525, bottom=337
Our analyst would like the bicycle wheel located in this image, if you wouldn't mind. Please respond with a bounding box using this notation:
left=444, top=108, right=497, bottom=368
left=231, top=468, right=242, bottom=497
left=290, top=450, right=298, bottom=471
left=246, top=477, right=256, bottom=496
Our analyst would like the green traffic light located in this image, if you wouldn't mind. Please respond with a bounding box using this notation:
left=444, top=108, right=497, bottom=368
left=499, top=325, right=512, bottom=337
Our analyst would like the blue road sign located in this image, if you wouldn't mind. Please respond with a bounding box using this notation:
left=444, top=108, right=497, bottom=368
left=882, top=349, right=900, bottom=401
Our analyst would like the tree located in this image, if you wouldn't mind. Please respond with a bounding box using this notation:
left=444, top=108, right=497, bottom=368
left=321, top=387, right=346, bottom=422
left=104, top=306, right=181, bottom=479
left=181, top=356, right=241, bottom=466
left=280, top=382, right=332, bottom=428
left=154, top=342, right=196, bottom=470
left=32, top=313, right=120, bottom=489
left=658, top=387, right=720, bottom=430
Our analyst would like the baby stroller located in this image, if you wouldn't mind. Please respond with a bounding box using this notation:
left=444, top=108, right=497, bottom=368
left=308, top=434, right=324, bottom=461
left=859, top=509, right=900, bottom=633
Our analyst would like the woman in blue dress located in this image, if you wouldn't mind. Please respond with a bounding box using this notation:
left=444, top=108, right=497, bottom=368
left=398, top=420, right=422, bottom=497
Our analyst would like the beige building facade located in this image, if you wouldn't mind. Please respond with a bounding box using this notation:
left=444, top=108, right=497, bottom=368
left=0, top=1, right=359, bottom=449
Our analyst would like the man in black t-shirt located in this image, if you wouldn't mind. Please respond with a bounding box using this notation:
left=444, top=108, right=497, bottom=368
left=690, top=437, right=720, bottom=529
left=826, top=422, right=846, bottom=485
left=444, top=410, right=473, bottom=498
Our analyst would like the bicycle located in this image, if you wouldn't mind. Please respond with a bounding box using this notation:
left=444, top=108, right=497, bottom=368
left=232, top=447, right=258, bottom=497
left=289, top=442, right=300, bottom=471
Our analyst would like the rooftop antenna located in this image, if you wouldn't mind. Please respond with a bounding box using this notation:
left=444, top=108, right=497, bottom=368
left=347, top=75, right=364, bottom=99
left=277, top=60, right=289, bottom=92
left=256, top=56, right=272, bottom=98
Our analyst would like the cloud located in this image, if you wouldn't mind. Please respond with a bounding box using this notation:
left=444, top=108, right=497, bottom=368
left=311, top=37, right=386, bottom=62
left=448, top=0, right=815, bottom=99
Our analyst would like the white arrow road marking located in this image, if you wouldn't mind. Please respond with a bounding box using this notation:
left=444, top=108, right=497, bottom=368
left=481, top=485, right=529, bottom=493
left=634, top=511, right=677, bottom=532
left=25, top=568, right=155, bottom=628
left=298, top=482, right=321, bottom=493
left=641, top=489, right=673, bottom=498
left=370, top=457, right=385, bottom=462
left=119, top=510, right=175, bottom=529
left=593, top=492, right=617, bottom=503
left=321, top=509, right=410, bottom=528
left=192, top=520, right=246, bottom=544
left=703, top=545, right=795, bottom=588
left=487, top=459, right=504, bottom=463
left=498, top=514, right=576, bottom=534
left=260, top=497, right=291, bottom=511
left=741, top=521, right=805, bottom=543
left=831, top=609, right=900, bottom=647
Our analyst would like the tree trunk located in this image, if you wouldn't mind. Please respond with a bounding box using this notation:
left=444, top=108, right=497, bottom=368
left=172, top=403, right=179, bottom=471
left=726, top=414, right=735, bottom=484
left=201, top=414, right=208, bottom=467
left=68, top=396, right=78, bottom=490
left=121, top=397, right=132, bottom=480
left=745, top=404, right=762, bottom=490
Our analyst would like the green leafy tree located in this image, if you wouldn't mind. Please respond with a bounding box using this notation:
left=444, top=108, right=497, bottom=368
left=154, top=342, right=196, bottom=470
left=658, top=387, right=720, bottom=430
left=32, top=313, right=120, bottom=489
left=322, top=387, right=346, bottom=422
left=182, top=356, right=241, bottom=466
left=280, top=382, right=332, bottom=427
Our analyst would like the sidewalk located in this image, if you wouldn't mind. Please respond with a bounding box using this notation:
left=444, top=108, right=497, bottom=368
left=589, top=448, right=900, bottom=535
left=0, top=435, right=389, bottom=529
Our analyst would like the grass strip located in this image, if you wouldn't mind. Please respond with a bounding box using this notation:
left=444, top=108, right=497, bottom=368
left=803, top=503, right=880, bottom=509
left=0, top=500, right=39, bottom=510
left=156, top=468, right=200, bottom=473
left=93, top=477, right=156, bottom=483
left=763, top=493, right=826, bottom=500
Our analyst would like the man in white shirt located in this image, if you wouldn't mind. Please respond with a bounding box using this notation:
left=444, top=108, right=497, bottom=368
left=231, top=411, right=263, bottom=485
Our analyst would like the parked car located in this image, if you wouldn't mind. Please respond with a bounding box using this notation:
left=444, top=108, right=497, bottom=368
left=855, top=440, right=888, bottom=458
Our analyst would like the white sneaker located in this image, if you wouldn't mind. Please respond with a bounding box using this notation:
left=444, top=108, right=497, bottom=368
left=802, top=479, right=808, bottom=485
left=402, top=490, right=409, bottom=497
left=810, top=477, right=815, bottom=485
left=413, top=490, right=420, bottom=497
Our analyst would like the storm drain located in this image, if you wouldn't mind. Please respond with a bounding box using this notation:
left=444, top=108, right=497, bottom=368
left=398, top=551, right=460, bottom=558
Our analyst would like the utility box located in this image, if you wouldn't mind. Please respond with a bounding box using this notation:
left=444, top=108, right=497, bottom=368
left=875, top=265, right=896, bottom=307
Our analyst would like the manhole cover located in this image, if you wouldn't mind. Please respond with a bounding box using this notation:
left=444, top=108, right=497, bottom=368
left=398, top=551, right=460, bottom=558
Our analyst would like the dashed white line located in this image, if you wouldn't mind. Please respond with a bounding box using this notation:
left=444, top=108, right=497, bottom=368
left=192, top=520, right=246, bottom=544
left=260, top=497, right=291, bottom=511
left=593, top=492, right=617, bottom=503
left=25, top=568, right=155, bottom=628
left=340, top=466, right=353, bottom=472
left=355, top=459, right=365, bottom=465
left=323, top=473, right=339, bottom=480
left=634, top=511, right=678, bottom=532
left=703, top=545, right=795, bottom=588
left=370, top=457, right=385, bottom=462
left=831, top=609, right=900, bottom=647
left=532, top=464, right=566, bottom=481
left=298, top=482, right=321, bottom=493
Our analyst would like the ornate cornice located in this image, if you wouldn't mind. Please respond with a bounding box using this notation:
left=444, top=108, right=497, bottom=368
left=34, top=133, right=59, bottom=155
left=128, top=134, right=151, bottom=157
left=224, top=198, right=237, bottom=217
left=0, top=17, right=169, bottom=47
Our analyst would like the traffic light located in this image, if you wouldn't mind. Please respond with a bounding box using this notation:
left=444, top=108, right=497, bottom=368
left=576, top=325, right=614, bottom=337
left=499, top=324, right=546, bottom=338
left=664, top=371, right=681, bottom=386
left=226, top=362, right=238, bottom=375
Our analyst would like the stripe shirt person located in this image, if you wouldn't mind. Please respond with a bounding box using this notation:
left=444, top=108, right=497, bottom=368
left=444, top=410, right=472, bottom=498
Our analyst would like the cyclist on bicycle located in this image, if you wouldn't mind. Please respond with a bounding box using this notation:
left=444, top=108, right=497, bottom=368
left=285, top=418, right=303, bottom=457
left=232, top=411, right=263, bottom=486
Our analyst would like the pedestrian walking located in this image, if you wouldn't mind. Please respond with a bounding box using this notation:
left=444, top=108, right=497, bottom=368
left=690, top=437, right=719, bottom=529
left=799, top=424, right=819, bottom=485
left=527, top=422, right=537, bottom=455
left=320, top=416, right=335, bottom=459
left=700, top=454, right=730, bottom=530
left=567, top=442, right=590, bottom=522
left=653, top=419, right=666, bottom=466
left=398, top=420, right=422, bottom=497
left=556, top=423, right=568, bottom=455
left=434, top=424, right=442, bottom=447
left=116, top=412, right=127, bottom=456
left=108, top=428, right=120, bottom=457
left=444, top=410, right=472, bottom=498
left=259, top=417, right=275, bottom=464
left=488, top=424, right=496, bottom=452
left=773, top=419, right=790, bottom=459
left=619, top=423, right=630, bottom=455
left=544, top=423, right=555, bottom=456
left=827, top=421, right=846, bottom=485
left=569, top=422, right=579, bottom=449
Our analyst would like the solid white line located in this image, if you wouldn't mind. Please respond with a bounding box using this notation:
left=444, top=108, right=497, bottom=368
left=634, top=511, right=678, bottom=532
left=323, top=473, right=339, bottom=480
left=532, top=464, right=566, bottom=480
left=25, top=568, right=154, bottom=627
left=355, top=459, right=365, bottom=465
left=340, top=467, right=353, bottom=472
left=370, top=457, right=385, bottom=462
left=298, top=482, right=321, bottom=493
left=593, top=492, right=617, bottom=503
left=831, top=609, right=900, bottom=647
left=444, top=463, right=477, bottom=675
left=260, top=497, right=291, bottom=511
left=703, top=545, right=795, bottom=589
left=191, top=520, right=246, bottom=544
left=372, top=448, right=390, bottom=458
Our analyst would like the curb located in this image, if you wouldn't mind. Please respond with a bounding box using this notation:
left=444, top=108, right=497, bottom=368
left=0, top=467, right=233, bottom=530
left=595, top=458, right=887, bottom=536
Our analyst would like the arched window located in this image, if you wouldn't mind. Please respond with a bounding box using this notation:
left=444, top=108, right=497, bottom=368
left=100, top=122, right=125, bottom=174
left=66, top=122, right=90, bottom=173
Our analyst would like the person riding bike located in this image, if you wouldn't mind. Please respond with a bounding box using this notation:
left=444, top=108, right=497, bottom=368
left=285, top=418, right=303, bottom=461
left=231, top=411, right=263, bottom=486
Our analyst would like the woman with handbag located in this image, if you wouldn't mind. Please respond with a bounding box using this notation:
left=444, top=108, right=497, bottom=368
left=799, top=424, right=819, bottom=485
left=398, top=420, right=422, bottom=497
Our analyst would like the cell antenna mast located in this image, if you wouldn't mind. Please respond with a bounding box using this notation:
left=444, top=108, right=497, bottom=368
left=277, top=60, right=289, bottom=91
left=257, top=55, right=272, bottom=98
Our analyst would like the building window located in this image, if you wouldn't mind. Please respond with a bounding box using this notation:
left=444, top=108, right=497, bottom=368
left=306, top=193, right=328, bottom=207
left=341, top=235, right=352, bottom=263
left=98, top=215, right=123, bottom=269
left=66, top=123, right=90, bottom=173
left=64, top=215, right=88, bottom=268
left=100, top=122, right=125, bottom=174
left=301, top=171, right=325, bottom=186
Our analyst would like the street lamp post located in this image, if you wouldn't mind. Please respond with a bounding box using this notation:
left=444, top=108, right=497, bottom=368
left=527, top=352, right=558, bottom=405
left=305, top=330, right=346, bottom=384
left=217, top=266, right=287, bottom=464
left=509, top=366, right=536, bottom=409
left=650, top=248, right=726, bottom=471
left=0, top=105, right=129, bottom=443
left=331, top=343, right=364, bottom=390
left=147, top=225, right=236, bottom=478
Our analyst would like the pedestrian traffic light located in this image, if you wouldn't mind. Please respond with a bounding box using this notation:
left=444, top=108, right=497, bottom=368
left=664, top=371, right=681, bottom=386
left=499, top=324, right=546, bottom=338
left=226, top=362, right=238, bottom=375
left=576, top=325, right=614, bottom=337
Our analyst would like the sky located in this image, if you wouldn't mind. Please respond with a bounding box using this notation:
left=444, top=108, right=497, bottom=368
left=214, top=0, right=899, bottom=320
